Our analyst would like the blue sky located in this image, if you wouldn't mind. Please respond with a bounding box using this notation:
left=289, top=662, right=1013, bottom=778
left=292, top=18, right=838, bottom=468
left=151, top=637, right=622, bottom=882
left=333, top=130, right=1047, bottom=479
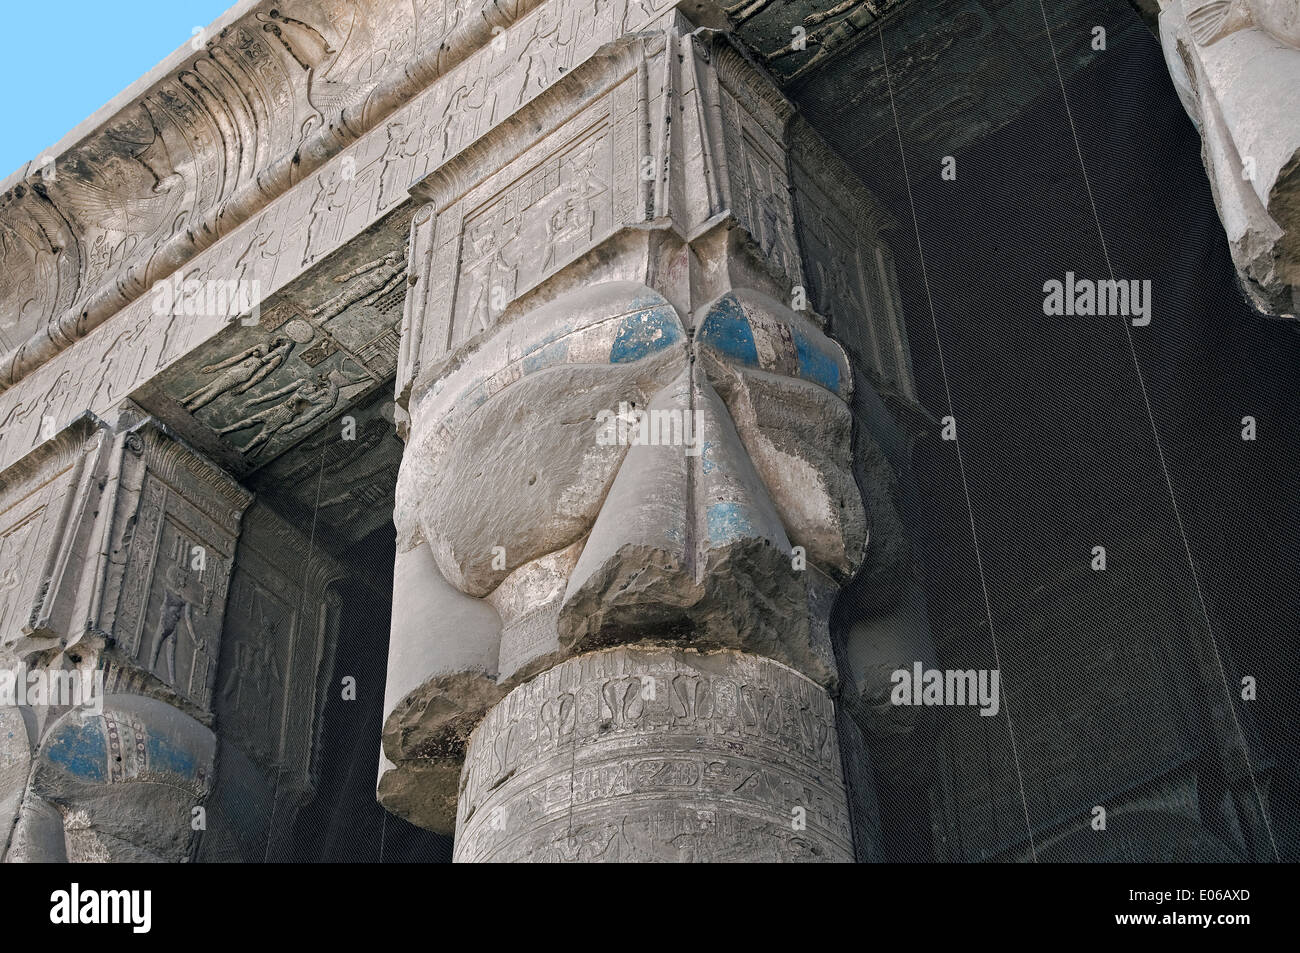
left=0, top=0, right=236, bottom=178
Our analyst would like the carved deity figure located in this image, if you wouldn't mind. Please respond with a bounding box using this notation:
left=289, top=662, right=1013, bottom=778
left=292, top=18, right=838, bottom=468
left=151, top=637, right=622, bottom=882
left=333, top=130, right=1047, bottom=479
left=307, top=249, right=408, bottom=323
left=149, top=565, right=202, bottom=689
left=459, top=222, right=515, bottom=340
left=303, top=171, right=348, bottom=265
left=378, top=123, right=420, bottom=209
left=218, top=371, right=348, bottom=456
left=182, top=338, right=293, bottom=412
left=426, top=76, right=490, bottom=168
left=515, top=6, right=565, bottom=108
left=221, top=611, right=285, bottom=744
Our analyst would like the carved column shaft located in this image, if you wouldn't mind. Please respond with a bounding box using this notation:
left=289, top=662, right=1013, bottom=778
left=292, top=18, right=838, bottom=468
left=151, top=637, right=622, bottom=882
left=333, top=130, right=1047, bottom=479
left=380, top=11, right=920, bottom=862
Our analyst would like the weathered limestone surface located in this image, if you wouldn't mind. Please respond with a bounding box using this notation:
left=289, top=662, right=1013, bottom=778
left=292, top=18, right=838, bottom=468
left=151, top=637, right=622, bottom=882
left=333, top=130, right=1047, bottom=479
left=1, top=0, right=934, bottom=863
left=454, top=646, right=855, bottom=862
left=1159, top=0, right=1300, bottom=315
left=0, top=415, right=249, bottom=860
left=378, top=10, right=928, bottom=861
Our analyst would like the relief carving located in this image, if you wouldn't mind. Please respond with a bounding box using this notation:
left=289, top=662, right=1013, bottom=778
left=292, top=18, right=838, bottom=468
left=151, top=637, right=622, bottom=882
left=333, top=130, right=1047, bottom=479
left=454, top=647, right=854, bottom=862
left=378, top=25, right=908, bottom=860
left=1160, top=0, right=1300, bottom=314
left=0, top=0, right=683, bottom=398
left=182, top=339, right=294, bottom=412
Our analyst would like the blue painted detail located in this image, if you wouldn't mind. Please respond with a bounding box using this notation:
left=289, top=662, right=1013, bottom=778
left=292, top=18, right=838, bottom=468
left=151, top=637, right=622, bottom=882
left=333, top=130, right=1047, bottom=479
left=706, top=501, right=756, bottom=544
left=46, top=720, right=106, bottom=781
left=524, top=321, right=576, bottom=356
left=522, top=338, right=569, bottom=375
left=609, top=307, right=681, bottom=364
left=794, top=329, right=840, bottom=392
left=697, top=295, right=758, bottom=366
left=465, top=382, right=488, bottom=410
left=147, top=733, right=197, bottom=779
left=700, top=441, right=717, bottom=474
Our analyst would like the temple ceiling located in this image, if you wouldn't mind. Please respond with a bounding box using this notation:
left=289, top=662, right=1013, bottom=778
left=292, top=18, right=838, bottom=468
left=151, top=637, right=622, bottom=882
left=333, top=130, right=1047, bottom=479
left=726, top=0, right=1144, bottom=204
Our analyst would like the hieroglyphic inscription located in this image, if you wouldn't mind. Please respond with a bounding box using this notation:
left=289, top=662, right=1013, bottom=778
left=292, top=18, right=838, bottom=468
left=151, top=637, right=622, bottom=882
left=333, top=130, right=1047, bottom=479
left=0, top=0, right=668, bottom=477
left=455, top=647, right=854, bottom=862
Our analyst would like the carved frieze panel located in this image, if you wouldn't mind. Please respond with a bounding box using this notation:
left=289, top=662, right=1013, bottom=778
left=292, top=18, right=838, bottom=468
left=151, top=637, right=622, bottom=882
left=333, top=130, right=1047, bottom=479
left=214, top=502, right=345, bottom=801
left=455, top=646, right=855, bottom=862
left=0, top=416, right=110, bottom=661
left=0, top=0, right=689, bottom=403
left=0, top=414, right=250, bottom=722
left=788, top=118, right=917, bottom=402
left=0, top=0, right=699, bottom=508
left=91, top=421, right=253, bottom=715
left=699, top=37, right=803, bottom=286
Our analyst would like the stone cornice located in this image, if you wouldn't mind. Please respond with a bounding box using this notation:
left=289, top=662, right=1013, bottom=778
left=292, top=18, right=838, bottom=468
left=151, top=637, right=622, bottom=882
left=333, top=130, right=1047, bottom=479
left=0, top=0, right=556, bottom=392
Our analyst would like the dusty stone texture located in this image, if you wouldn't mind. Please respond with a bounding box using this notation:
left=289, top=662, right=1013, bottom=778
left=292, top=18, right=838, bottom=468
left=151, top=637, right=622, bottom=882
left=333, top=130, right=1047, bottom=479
left=454, top=646, right=855, bottom=862
left=0, top=0, right=692, bottom=393
left=0, top=707, right=31, bottom=858
left=1160, top=0, right=1300, bottom=315
left=0, top=416, right=247, bottom=861
left=379, top=19, right=924, bottom=862
left=19, top=695, right=214, bottom=863
left=0, top=0, right=931, bottom=864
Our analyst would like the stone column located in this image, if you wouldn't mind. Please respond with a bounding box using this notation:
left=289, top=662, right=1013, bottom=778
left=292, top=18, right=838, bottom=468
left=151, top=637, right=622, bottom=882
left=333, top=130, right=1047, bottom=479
left=378, top=13, right=917, bottom=861
left=1157, top=0, right=1300, bottom=316
left=1, top=412, right=251, bottom=861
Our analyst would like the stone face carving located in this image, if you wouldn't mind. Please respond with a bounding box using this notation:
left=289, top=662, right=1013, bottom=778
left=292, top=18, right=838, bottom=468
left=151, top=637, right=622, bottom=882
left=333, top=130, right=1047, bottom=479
left=379, top=23, right=913, bottom=860
left=0, top=0, right=926, bottom=864
left=11, top=695, right=216, bottom=862
left=1160, top=0, right=1300, bottom=314
left=0, top=415, right=251, bottom=862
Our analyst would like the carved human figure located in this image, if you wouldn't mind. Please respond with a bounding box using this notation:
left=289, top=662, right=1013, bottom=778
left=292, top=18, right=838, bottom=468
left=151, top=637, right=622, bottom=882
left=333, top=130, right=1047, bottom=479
left=514, top=4, right=565, bottom=107
left=230, top=222, right=277, bottom=290
left=150, top=565, right=202, bottom=688
left=307, top=249, right=408, bottom=323
left=537, top=155, right=605, bottom=272
left=426, top=75, right=489, bottom=167
left=222, top=628, right=284, bottom=741
left=218, top=370, right=348, bottom=456
left=378, top=123, right=420, bottom=208
left=182, top=338, right=293, bottom=412
left=89, top=315, right=153, bottom=409
left=459, top=222, right=515, bottom=340
left=303, top=171, right=348, bottom=265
